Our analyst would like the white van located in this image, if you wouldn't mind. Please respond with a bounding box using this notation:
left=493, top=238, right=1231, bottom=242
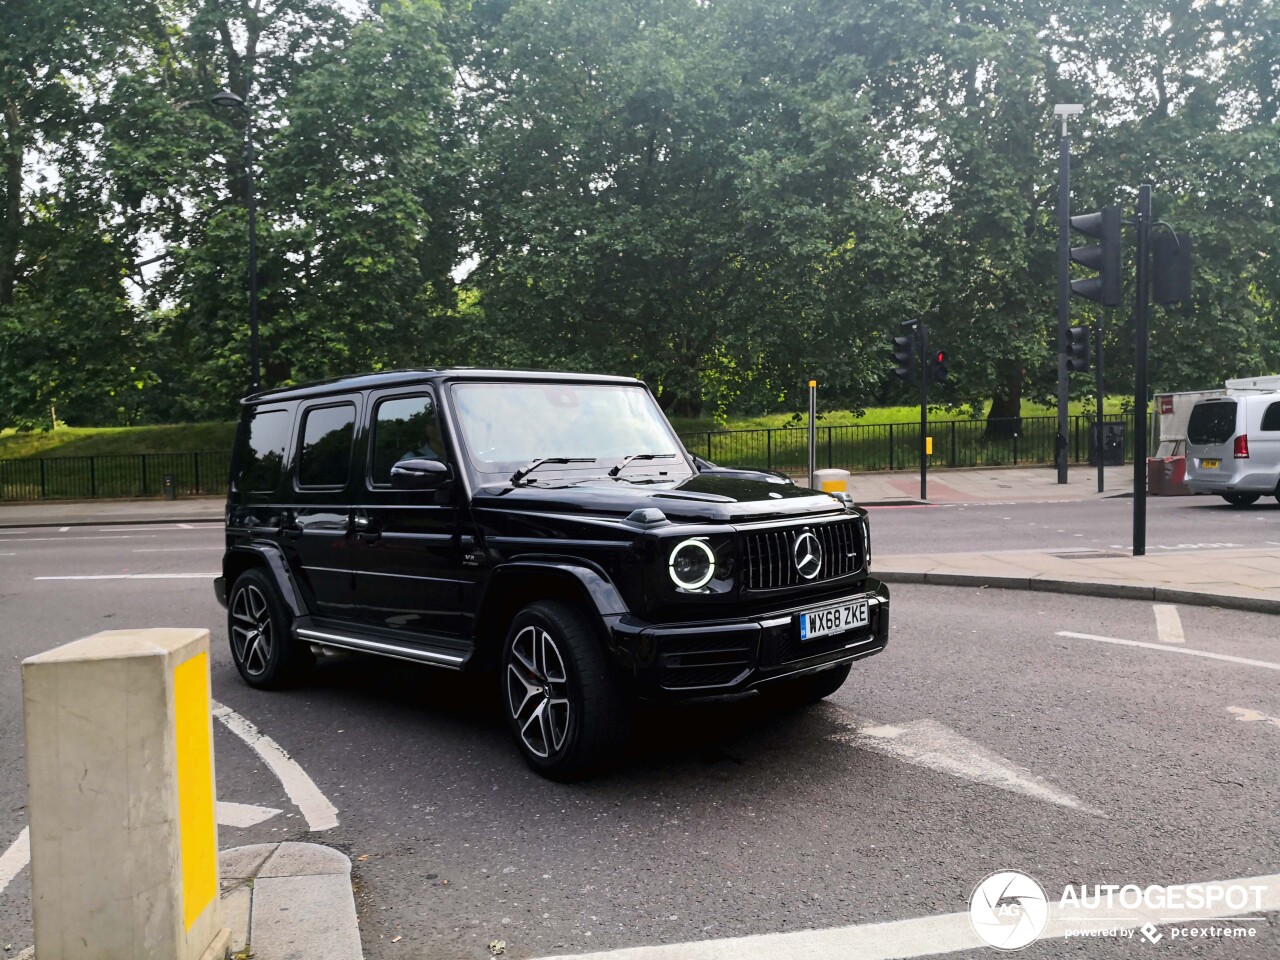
left=1184, top=393, right=1280, bottom=506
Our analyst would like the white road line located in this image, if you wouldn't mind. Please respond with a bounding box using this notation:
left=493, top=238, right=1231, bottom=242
left=212, top=701, right=339, bottom=831
left=178, top=523, right=194, bottom=529
left=132, top=547, right=223, bottom=553
left=0, top=827, right=29, bottom=896
left=58, top=526, right=70, bottom=532
left=1058, top=632, right=1280, bottom=672
left=0, top=802, right=284, bottom=897
left=0, top=535, right=155, bottom=543
left=0, top=530, right=32, bottom=535
left=1227, top=707, right=1280, bottom=728
left=0, top=552, right=14, bottom=556
left=217, top=800, right=282, bottom=828
left=829, top=713, right=1101, bottom=816
left=530, top=872, right=1280, bottom=960
left=34, top=573, right=218, bottom=581
left=1153, top=604, right=1185, bottom=644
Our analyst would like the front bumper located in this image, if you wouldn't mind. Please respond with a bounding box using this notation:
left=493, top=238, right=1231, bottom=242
left=610, top=578, right=890, bottom=697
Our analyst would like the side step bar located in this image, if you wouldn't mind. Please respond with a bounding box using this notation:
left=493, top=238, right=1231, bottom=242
left=296, top=627, right=467, bottom=669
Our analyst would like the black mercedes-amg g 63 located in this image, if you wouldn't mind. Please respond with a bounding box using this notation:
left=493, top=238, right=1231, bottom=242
left=216, top=369, right=889, bottom=778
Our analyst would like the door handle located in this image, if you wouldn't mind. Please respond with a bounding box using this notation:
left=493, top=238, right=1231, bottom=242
left=351, top=514, right=380, bottom=542
left=280, top=517, right=302, bottom=539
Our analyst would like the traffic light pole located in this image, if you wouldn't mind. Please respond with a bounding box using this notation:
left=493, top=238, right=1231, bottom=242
left=1133, top=185, right=1151, bottom=557
left=1056, top=127, right=1071, bottom=484
left=1095, top=319, right=1105, bottom=493
left=919, top=323, right=929, bottom=501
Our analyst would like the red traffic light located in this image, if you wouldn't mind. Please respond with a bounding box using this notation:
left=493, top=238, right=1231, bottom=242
left=934, top=350, right=946, bottom=365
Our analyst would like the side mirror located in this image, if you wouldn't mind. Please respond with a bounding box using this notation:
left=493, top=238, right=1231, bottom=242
left=390, top=458, right=451, bottom=490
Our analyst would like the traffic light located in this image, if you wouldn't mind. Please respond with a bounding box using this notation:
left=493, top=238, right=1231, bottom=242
left=1066, top=325, right=1090, bottom=373
left=1153, top=230, right=1192, bottom=305
left=891, top=334, right=915, bottom=381
left=930, top=349, right=948, bottom=383
left=1069, top=205, right=1123, bottom=306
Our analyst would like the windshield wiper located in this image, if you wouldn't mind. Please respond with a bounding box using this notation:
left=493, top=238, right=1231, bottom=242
left=608, top=453, right=677, bottom=477
left=510, top=457, right=596, bottom=485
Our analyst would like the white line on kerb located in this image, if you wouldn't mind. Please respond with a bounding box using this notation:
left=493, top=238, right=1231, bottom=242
left=34, top=573, right=218, bottom=581
left=0, top=827, right=29, bottom=896
left=1057, top=632, right=1280, bottom=671
left=529, top=872, right=1280, bottom=960
left=1153, top=604, right=1185, bottom=644
left=212, top=701, right=339, bottom=831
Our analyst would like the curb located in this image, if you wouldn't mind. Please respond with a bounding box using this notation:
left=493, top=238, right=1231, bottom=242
left=0, top=516, right=221, bottom=529
left=220, top=842, right=362, bottom=960
left=877, top=570, right=1280, bottom=615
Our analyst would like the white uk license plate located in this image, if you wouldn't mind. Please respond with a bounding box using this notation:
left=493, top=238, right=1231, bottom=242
left=798, top=598, right=869, bottom=642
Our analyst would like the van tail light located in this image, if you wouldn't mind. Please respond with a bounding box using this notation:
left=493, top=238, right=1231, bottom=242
left=1234, top=434, right=1250, bottom=459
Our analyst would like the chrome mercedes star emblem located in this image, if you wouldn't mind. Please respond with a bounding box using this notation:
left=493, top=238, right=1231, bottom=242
left=793, top=530, right=823, bottom=579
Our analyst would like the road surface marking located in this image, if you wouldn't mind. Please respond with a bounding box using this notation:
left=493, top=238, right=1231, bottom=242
left=827, top=711, right=1102, bottom=816
left=0, top=802, right=283, bottom=896
left=529, top=871, right=1280, bottom=960
left=58, top=526, right=69, bottom=532
left=0, top=552, right=14, bottom=556
left=0, top=827, right=29, bottom=896
left=34, top=573, right=218, bottom=581
left=1058, top=632, right=1280, bottom=672
left=0, top=535, right=156, bottom=543
left=1228, top=707, right=1280, bottom=728
left=179, top=523, right=194, bottom=529
left=132, top=546, right=222, bottom=552
left=213, top=701, right=339, bottom=831
left=217, top=800, right=283, bottom=828
left=1153, top=604, right=1185, bottom=644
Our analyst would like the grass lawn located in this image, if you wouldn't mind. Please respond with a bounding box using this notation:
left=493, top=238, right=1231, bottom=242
left=0, top=423, right=238, bottom=460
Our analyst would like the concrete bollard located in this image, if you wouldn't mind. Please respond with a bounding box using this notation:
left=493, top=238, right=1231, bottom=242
left=813, top=468, right=851, bottom=495
left=22, top=628, right=229, bottom=960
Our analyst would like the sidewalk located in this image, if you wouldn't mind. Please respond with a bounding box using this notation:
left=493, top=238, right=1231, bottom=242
left=0, top=494, right=226, bottom=527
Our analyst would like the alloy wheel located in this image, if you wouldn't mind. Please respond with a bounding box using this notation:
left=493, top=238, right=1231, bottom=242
left=230, top=583, right=275, bottom=677
left=506, top=625, right=572, bottom=758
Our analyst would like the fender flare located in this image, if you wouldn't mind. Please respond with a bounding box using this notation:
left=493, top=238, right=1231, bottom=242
left=222, top=543, right=307, bottom=618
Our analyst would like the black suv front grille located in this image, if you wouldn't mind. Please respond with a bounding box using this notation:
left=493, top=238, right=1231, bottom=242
left=742, top=518, right=863, bottom=591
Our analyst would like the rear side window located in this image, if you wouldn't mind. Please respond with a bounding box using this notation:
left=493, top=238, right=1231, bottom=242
left=298, top=403, right=356, bottom=488
left=370, top=394, right=446, bottom=486
left=1187, top=401, right=1237, bottom=444
left=232, top=408, right=291, bottom=494
left=1261, top=402, right=1280, bottom=432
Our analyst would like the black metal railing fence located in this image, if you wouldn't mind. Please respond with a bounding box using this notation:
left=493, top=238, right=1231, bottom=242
left=0, top=452, right=230, bottom=501
left=678, top=413, right=1139, bottom=474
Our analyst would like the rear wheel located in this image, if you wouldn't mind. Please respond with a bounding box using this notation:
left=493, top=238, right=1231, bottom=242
left=1222, top=493, right=1260, bottom=507
left=766, top=662, right=853, bottom=708
left=227, top=568, right=312, bottom=689
left=502, top=601, right=631, bottom=780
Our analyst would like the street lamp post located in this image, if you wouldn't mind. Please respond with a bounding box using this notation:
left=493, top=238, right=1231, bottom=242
left=211, top=89, right=261, bottom=393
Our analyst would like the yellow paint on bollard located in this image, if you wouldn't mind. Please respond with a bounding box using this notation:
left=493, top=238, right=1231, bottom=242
left=174, top=651, right=218, bottom=931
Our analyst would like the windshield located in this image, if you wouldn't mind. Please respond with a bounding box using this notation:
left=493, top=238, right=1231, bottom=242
left=450, top=381, right=690, bottom=480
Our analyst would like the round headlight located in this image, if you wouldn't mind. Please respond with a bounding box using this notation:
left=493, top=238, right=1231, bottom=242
left=668, top=538, right=716, bottom=590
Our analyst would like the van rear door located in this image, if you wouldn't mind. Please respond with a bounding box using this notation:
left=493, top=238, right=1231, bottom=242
left=1185, top=399, right=1238, bottom=482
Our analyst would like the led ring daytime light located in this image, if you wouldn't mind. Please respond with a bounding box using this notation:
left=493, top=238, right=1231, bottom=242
left=668, top=538, right=716, bottom=590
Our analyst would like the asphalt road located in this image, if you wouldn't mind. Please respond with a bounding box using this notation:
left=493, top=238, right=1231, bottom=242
left=0, top=516, right=1277, bottom=958
left=871, top=493, right=1280, bottom=557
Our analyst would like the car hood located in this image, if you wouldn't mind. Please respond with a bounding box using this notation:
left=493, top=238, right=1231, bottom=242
left=471, top=472, right=846, bottom=524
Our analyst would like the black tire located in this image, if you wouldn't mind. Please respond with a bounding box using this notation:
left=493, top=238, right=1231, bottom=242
left=766, top=662, right=853, bottom=708
left=501, top=601, right=632, bottom=780
left=227, top=568, right=313, bottom=689
left=1222, top=493, right=1260, bottom=507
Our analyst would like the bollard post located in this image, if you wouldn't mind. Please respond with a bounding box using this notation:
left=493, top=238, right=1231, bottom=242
left=22, top=628, right=229, bottom=960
